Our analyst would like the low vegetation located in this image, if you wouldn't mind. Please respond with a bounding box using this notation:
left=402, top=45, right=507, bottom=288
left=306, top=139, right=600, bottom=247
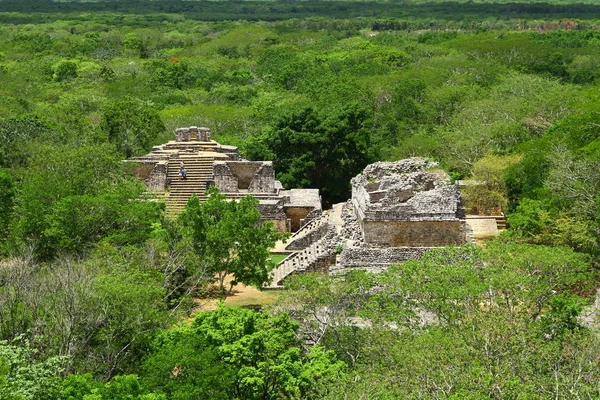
left=0, top=0, right=599, bottom=398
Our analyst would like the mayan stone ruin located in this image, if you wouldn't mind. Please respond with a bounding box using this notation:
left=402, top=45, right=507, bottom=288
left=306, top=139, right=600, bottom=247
left=130, top=126, right=322, bottom=233
left=267, top=158, right=474, bottom=288
left=129, top=129, right=474, bottom=289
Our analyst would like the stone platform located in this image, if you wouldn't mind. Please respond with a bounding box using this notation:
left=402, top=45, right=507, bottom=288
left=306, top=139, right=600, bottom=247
left=265, top=158, right=475, bottom=289
left=129, top=127, right=322, bottom=232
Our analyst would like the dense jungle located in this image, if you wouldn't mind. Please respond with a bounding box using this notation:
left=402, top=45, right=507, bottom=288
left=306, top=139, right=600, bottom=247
left=0, top=0, right=599, bottom=398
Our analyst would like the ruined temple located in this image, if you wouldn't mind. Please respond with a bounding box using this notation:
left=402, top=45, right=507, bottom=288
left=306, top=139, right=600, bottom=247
left=351, top=159, right=470, bottom=248
left=130, top=130, right=474, bottom=288
left=267, top=158, right=473, bottom=288
left=130, top=127, right=322, bottom=232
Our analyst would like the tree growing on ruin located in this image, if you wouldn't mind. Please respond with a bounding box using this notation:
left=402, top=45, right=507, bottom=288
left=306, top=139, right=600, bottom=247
left=179, top=189, right=286, bottom=294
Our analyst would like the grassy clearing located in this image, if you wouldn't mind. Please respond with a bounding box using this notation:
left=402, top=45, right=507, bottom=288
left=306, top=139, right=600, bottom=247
left=193, top=275, right=283, bottom=313
left=269, top=253, right=290, bottom=264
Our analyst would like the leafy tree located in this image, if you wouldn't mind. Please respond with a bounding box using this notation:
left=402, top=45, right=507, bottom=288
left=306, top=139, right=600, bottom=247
left=142, top=307, right=345, bottom=400
left=100, top=99, right=165, bottom=158
left=56, top=373, right=166, bottom=400
left=462, top=154, right=521, bottom=214
left=52, top=59, right=78, bottom=81
left=0, top=338, right=67, bottom=400
left=246, top=104, right=377, bottom=205
left=0, top=250, right=173, bottom=379
left=0, top=169, right=14, bottom=254
left=179, top=189, right=286, bottom=294
left=8, top=144, right=161, bottom=259
left=0, top=116, right=57, bottom=168
left=76, top=246, right=172, bottom=378
left=299, top=242, right=598, bottom=399
left=149, top=60, right=196, bottom=90
left=277, top=271, right=374, bottom=366
left=42, top=183, right=163, bottom=255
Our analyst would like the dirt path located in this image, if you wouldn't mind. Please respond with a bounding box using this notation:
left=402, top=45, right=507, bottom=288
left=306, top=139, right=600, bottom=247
left=192, top=276, right=280, bottom=313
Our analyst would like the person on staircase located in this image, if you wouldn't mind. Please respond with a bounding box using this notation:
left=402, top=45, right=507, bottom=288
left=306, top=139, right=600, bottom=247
left=178, top=166, right=187, bottom=180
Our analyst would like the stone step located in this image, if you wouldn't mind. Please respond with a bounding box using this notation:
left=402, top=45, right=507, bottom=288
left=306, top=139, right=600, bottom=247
left=265, top=237, right=332, bottom=288
left=164, top=156, right=216, bottom=216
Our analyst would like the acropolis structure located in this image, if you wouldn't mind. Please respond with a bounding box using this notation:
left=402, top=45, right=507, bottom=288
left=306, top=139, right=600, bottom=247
left=130, top=127, right=474, bottom=289
left=267, top=158, right=474, bottom=288
left=130, top=126, right=322, bottom=233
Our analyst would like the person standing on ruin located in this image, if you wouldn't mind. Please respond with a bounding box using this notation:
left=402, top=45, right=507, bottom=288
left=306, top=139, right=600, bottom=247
left=178, top=166, right=187, bottom=180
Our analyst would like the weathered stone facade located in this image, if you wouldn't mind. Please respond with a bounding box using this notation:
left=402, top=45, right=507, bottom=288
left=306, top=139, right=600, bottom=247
left=132, top=161, right=168, bottom=191
left=175, top=126, right=211, bottom=142
left=334, top=246, right=430, bottom=271
left=266, top=158, right=473, bottom=288
left=131, top=127, right=322, bottom=233
left=351, top=159, right=470, bottom=246
left=213, top=161, right=276, bottom=193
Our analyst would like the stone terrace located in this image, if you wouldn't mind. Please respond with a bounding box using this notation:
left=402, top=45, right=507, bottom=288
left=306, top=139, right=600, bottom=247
left=265, top=158, right=474, bottom=288
left=130, top=127, right=322, bottom=232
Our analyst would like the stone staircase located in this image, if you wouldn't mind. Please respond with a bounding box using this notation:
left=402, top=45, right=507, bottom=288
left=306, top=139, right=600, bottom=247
left=284, top=211, right=330, bottom=251
left=165, top=156, right=214, bottom=216
left=264, top=205, right=345, bottom=289
left=495, top=214, right=508, bottom=230
left=266, top=237, right=334, bottom=289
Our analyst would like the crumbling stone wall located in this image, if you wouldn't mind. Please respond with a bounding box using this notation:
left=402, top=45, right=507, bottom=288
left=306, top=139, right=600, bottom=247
left=248, top=163, right=275, bottom=193
left=299, top=208, right=322, bottom=230
left=132, top=161, right=168, bottom=191
left=308, top=253, right=336, bottom=273
left=285, top=221, right=330, bottom=251
left=263, top=218, right=290, bottom=233
left=215, top=145, right=242, bottom=161
left=213, top=162, right=238, bottom=192
left=258, top=200, right=290, bottom=233
left=360, top=220, right=468, bottom=247
left=337, top=246, right=430, bottom=269
left=197, top=127, right=211, bottom=141
left=227, top=162, right=262, bottom=189
left=351, top=158, right=469, bottom=246
left=214, top=161, right=276, bottom=192
left=175, top=126, right=211, bottom=142
left=146, top=162, right=168, bottom=191
left=284, top=206, right=316, bottom=232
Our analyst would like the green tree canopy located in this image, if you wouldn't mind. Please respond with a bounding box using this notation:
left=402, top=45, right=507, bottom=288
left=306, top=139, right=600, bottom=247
left=142, top=307, right=345, bottom=400
left=179, top=188, right=286, bottom=293
left=246, top=104, right=378, bottom=205
left=100, top=99, right=165, bottom=158
left=8, top=144, right=162, bottom=259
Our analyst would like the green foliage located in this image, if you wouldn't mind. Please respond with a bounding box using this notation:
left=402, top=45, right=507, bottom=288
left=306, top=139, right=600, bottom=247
left=52, top=59, right=78, bottom=82
left=0, top=338, right=67, bottom=400
left=462, top=154, right=521, bottom=214
left=0, top=250, right=174, bottom=379
left=0, top=116, right=57, bottom=168
left=281, top=242, right=597, bottom=399
left=142, top=307, right=345, bottom=400
left=82, top=255, right=171, bottom=377
left=0, top=169, right=14, bottom=254
left=42, top=185, right=163, bottom=254
left=1, top=9, right=600, bottom=399
left=247, top=104, right=377, bottom=204
left=9, top=144, right=161, bottom=259
left=179, top=189, right=286, bottom=293
left=100, top=99, right=165, bottom=158
left=57, top=373, right=166, bottom=400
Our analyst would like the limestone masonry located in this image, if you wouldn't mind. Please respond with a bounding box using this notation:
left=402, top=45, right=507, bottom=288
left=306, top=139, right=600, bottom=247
left=129, top=128, right=474, bottom=289
left=267, top=158, right=474, bottom=288
left=130, top=127, right=322, bottom=232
